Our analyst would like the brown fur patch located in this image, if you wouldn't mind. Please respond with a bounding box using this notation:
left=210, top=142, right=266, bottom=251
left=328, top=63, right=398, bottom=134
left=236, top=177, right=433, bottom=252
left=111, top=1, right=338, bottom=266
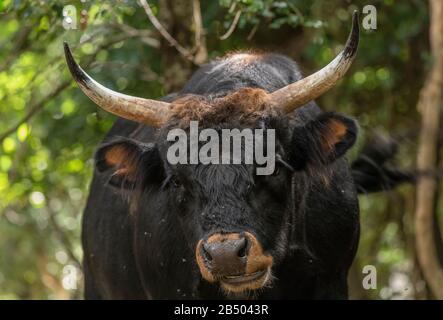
left=105, top=145, right=130, bottom=166
left=169, top=88, right=275, bottom=128
left=220, top=273, right=269, bottom=293
left=104, top=145, right=137, bottom=180
left=321, top=119, right=348, bottom=153
left=206, top=233, right=241, bottom=243
left=220, top=51, right=266, bottom=67
left=244, top=232, right=273, bottom=274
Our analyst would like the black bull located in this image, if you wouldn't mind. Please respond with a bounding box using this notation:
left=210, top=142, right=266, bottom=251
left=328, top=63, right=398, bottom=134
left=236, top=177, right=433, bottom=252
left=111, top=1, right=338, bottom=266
left=66, top=15, right=412, bottom=300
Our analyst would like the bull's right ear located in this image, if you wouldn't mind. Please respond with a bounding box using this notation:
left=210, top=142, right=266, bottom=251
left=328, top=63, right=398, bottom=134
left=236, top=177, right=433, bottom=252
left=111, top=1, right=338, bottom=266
left=95, top=138, right=164, bottom=189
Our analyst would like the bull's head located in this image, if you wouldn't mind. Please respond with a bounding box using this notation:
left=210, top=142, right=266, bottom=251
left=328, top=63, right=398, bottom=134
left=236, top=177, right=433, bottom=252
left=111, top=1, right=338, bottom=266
left=65, top=12, right=359, bottom=295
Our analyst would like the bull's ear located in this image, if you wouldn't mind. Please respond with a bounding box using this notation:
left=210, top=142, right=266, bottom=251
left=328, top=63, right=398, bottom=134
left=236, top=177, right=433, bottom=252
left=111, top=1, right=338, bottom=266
left=95, top=138, right=164, bottom=189
left=291, top=112, right=358, bottom=170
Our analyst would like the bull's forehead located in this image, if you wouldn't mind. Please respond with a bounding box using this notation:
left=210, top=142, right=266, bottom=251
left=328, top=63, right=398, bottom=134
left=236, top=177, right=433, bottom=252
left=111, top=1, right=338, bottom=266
left=166, top=88, right=279, bottom=129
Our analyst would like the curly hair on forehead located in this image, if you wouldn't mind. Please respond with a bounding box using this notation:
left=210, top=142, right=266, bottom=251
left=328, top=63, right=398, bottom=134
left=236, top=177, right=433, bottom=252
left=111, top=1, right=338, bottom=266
left=167, top=88, right=280, bottom=129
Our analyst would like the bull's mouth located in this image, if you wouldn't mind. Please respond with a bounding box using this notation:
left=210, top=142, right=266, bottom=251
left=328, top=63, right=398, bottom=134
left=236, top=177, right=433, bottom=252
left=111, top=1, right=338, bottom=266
left=219, top=268, right=270, bottom=292
left=222, top=269, right=267, bottom=284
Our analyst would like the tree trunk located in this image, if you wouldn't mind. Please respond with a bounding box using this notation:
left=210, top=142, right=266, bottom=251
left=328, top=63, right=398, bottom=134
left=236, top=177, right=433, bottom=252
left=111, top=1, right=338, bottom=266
left=414, top=0, right=443, bottom=300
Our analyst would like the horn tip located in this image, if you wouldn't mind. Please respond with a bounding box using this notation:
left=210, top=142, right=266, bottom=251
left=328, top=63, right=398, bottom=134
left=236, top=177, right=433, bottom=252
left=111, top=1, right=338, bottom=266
left=351, top=10, right=359, bottom=33
left=63, top=42, right=89, bottom=86
left=63, top=41, right=72, bottom=59
left=344, top=10, right=360, bottom=59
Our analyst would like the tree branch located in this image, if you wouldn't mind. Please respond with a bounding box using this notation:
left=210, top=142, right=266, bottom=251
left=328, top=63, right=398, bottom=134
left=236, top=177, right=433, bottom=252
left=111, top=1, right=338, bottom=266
left=220, top=9, right=242, bottom=40
left=0, top=81, right=71, bottom=144
left=0, top=25, right=33, bottom=72
left=139, top=0, right=192, bottom=60
left=111, top=23, right=160, bottom=48
left=192, top=0, right=207, bottom=65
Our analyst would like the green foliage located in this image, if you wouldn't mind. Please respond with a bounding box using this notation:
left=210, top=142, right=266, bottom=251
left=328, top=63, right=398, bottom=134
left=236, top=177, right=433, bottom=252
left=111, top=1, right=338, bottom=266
left=219, top=0, right=323, bottom=30
left=0, top=0, right=433, bottom=299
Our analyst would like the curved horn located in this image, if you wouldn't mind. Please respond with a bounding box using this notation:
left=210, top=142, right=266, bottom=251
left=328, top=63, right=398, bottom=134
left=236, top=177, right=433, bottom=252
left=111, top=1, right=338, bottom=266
left=270, top=11, right=360, bottom=113
left=64, top=42, right=170, bottom=127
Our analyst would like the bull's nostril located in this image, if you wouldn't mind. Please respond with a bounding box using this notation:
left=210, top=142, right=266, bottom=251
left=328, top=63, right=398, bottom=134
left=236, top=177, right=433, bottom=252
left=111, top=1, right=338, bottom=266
left=202, top=243, right=213, bottom=262
left=237, top=237, right=248, bottom=258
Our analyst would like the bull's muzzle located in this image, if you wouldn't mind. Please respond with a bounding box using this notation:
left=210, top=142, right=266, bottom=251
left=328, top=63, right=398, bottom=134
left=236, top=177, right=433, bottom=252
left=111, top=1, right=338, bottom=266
left=195, top=232, right=273, bottom=293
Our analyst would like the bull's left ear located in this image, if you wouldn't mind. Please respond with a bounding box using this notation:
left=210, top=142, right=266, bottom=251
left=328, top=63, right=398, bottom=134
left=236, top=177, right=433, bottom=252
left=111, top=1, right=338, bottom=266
left=290, top=112, right=358, bottom=169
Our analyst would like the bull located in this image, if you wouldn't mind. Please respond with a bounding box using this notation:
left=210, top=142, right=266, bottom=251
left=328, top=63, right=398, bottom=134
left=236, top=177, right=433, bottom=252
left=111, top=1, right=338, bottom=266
left=64, top=12, right=410, bottom=299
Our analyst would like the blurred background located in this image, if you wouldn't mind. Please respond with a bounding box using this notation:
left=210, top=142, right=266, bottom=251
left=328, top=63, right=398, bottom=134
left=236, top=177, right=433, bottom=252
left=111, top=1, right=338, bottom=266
left=0, top=0, right=441, bottom=299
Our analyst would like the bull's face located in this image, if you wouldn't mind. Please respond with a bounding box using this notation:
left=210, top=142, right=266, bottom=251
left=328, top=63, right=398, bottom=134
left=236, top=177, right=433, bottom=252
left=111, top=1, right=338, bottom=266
left=94, top=88, right=357, bottom=294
